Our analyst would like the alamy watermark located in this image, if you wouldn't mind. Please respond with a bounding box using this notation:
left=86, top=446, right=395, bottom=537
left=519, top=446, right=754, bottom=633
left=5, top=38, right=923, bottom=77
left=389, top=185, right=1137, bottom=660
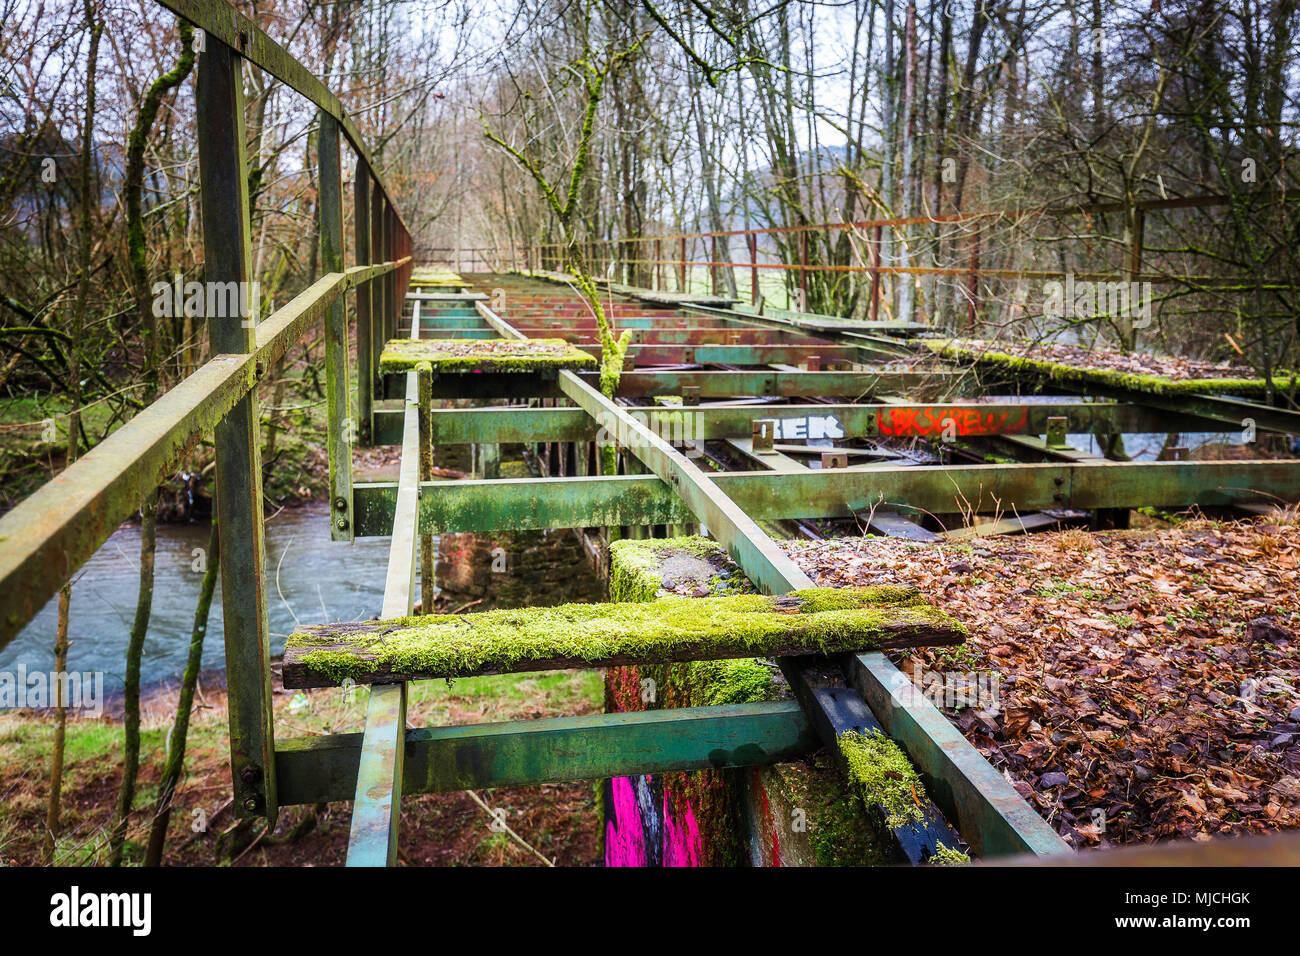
left=151, top=273, right=260, bottom=328
left=907, top=667, right=1002, bottom=713
left=1043, top=273, right=1152, bottom=330
left=0, top=664, right=104, bottom=717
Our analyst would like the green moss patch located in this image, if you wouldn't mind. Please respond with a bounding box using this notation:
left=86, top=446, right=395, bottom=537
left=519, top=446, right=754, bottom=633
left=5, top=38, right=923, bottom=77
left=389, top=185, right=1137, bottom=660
left=837, top=728, right=928, bottom=830
left=926, top=339, right=1298, bottom=396
left=282, top=586, right=965, bottom=687
left=930, top=842, right=971, bottom=865
left=378, top=337, right=596, bottom=375
left=608, top=536, right=749, bottom=604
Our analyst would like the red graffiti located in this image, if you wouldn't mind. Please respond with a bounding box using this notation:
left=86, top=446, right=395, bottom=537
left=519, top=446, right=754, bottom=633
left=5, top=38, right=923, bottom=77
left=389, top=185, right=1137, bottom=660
left=877, top=405, right=1029, bottom=438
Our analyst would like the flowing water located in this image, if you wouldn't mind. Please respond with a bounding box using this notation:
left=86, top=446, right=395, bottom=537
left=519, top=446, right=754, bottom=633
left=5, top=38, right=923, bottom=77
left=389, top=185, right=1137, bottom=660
left=1, top=505, right=393, bottom=693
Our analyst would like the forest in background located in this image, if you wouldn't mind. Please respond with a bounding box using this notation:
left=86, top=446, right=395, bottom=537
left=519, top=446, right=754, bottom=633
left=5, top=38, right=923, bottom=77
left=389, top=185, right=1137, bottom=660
left=2, top=0, right=1299, bottom=501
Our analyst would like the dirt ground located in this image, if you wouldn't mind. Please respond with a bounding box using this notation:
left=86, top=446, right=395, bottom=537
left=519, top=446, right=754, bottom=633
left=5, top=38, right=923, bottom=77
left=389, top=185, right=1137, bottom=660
left=0, top=668, right=604, bottom=867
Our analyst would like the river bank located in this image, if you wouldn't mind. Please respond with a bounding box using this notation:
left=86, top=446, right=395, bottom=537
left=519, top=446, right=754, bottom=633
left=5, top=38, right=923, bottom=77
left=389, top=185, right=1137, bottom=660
left=0, top=663, right=604, bottom=866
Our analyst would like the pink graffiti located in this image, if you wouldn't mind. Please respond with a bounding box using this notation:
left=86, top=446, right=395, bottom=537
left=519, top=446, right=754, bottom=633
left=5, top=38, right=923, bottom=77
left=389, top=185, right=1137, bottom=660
left=605, top=776, right=647, bottom=867
left=662, top=794, right=701, bottom=867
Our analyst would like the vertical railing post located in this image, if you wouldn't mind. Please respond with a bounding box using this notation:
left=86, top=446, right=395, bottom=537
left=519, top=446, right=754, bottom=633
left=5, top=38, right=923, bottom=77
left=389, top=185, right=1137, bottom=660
left=799, top=229, right=808, bottom=311
left=749, top=232, right=759, bottom=306
left=195, top=34, right=276, bottom=823
left=870, top=224, right=882, bottom=324
left=678, top=236, right=687, bottom=291
left=354, top=167, right=373, bottom=444
left=385, top=200, right=396, bottom=341
left=319, top=111, right=352, bottom=543
left=370, top=184, right=386, bottom=395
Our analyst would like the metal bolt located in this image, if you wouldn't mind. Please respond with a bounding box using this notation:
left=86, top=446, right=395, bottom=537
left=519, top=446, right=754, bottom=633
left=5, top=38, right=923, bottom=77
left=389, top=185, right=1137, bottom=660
left=333, top=496, right=348, bottom=511
left=336, top=516, right=349, bottom=531
left=1054, top=476, right=1065, bottom=486
left=243, top=797, right=259, bottom=812
left=240, top=765, right=261, bottom=785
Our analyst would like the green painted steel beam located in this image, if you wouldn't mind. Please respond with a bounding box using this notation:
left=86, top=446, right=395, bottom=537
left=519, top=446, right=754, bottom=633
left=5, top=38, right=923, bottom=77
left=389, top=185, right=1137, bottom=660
left=608, top=369, right=971, bottom=398
left=346, top=308, right=422, bottom=867
left=352, top=475, right=691, bottom=535
left=712, top=459, right=1300, bottom=518
left=372, top=401, right=1217, bottom=446
left=1088, top=386, right=1300, bottom=436
left=276, top=701, right=818, bottom=805
left=351, top=459, right=1300, bottom=535
left=847, top=653, right=1071, bottom=858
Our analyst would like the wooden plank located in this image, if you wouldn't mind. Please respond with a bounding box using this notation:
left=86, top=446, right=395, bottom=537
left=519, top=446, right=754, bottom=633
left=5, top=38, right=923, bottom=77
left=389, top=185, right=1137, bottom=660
left=275, top=702, right=818, bottom=805
left=283, top=587, right=963, bottom=687
left=370, top=401, right=1185, bottom=446
left=196, top=34, right=275, bottom=823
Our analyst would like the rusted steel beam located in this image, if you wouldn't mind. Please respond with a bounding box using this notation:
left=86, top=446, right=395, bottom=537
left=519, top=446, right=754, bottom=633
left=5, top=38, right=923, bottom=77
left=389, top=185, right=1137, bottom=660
left=607, top=369, right=969, bottom=398
left=713, top=459, right=1300, bottom=518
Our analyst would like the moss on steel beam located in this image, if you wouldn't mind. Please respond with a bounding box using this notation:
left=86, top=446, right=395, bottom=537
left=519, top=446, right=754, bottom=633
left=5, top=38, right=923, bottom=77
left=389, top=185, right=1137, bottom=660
left=283, top=586, right=966, bottom=687
left=378, top=337, right=596, bottom=375
left=926, top=340, right=1299, bottom=396
left=837, top=728, right=928, bottom=830
left=930, top=842, right=972, bottom=865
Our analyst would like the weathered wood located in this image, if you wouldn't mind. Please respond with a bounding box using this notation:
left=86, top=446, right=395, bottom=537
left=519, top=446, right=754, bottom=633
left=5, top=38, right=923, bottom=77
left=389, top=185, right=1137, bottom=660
left=319, top=111, right=352, bottom=542
left=282, top=587, right=965, bottom=688
left=378, top=337, right=596, bottom=375
left=354, top=167, right=373, bottom=443
left=196, top=34, right=276, bottom=822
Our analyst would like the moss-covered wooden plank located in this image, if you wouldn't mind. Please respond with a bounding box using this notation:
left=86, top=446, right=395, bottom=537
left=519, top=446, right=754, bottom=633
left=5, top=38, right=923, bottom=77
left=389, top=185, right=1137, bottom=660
left=925, top=339, right=1299, bottom=396
left=281, top=586, right=966, bottom=688
left=378, top=337, right=596, bottom=375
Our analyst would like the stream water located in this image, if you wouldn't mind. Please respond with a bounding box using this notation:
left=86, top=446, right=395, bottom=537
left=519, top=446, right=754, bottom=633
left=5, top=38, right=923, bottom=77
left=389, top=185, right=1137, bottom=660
left=1, top=505, right=393, bottom=694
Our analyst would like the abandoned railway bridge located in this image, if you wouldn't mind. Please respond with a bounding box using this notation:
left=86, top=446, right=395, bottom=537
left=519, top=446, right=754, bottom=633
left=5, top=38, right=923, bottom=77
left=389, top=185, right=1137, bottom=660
left=2, top=0, right=1299, bottom=867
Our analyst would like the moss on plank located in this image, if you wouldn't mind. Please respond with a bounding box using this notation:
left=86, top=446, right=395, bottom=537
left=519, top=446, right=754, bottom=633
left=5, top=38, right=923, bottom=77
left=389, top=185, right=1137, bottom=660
left=926, top=340, right=1299, bottom=396
left=378, top=337, right=596, bottom=375
left=608, top=536, right=742, bottom=603
left=288, top=586, right=965, bottom=684
left=837, top=728, right=928, bottom=830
